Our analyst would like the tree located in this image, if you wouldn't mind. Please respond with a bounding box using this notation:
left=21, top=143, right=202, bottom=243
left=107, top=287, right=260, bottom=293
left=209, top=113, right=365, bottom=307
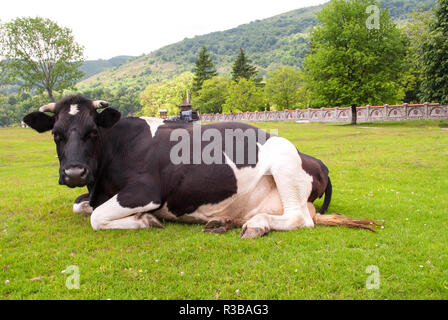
left=420, top=0, right=448, bottom=103
left=222, top=78, right=265, bottom=113
left=303, top=0, right=408, bottom=124
left=139, top=72, right=193, bottom=117
left=265, top=66, right=304, bottom=110
left=193, top=76, right=231, bottom=114
left=402, top=7, right=434, bottom=103
left=0, top=17, right=84, bottom=101
left=231, top=48, right=258, bottom=82
left=192, top=46, right=217, bottom=94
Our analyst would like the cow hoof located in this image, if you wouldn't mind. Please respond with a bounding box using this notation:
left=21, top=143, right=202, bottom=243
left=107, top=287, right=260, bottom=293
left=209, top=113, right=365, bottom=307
left=139, top=214, right=164, bottom=228
left=73, top=201, right=93, bottom=214
left=203, top=219, right=228, bottom=234
left=240, top=226, right=266, bottom=239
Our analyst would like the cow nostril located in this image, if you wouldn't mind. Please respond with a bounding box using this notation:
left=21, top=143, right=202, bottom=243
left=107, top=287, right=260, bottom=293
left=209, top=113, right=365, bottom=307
left=81, top=168, right=88, bottom=179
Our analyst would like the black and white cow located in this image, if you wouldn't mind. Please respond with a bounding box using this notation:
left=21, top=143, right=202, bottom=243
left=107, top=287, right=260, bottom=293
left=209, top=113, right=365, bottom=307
left=23, top=95, right=377, bottom=238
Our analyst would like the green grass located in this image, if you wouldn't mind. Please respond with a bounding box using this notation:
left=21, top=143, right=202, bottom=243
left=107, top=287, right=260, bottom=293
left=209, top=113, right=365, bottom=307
left=1, top=120, right=447, bottom=300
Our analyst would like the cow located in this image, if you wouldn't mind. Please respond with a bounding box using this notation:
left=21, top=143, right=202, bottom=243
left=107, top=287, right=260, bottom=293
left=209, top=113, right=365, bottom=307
left=23, top=95, right=379, bottom=238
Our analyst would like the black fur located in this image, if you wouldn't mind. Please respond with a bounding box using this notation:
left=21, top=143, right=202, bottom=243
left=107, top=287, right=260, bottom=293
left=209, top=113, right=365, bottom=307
left=23, top=112, right=55, bottom=133
left=299, top=152, right=332, bottom=214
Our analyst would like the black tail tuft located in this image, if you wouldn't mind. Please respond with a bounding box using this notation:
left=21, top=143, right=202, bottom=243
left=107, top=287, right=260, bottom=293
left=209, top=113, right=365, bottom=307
left=319, top=176, right=332, bottom=214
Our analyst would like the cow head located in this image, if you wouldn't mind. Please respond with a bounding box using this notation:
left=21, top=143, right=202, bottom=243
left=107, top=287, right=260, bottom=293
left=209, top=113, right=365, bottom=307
left=23, top=95, right=121, bottom=188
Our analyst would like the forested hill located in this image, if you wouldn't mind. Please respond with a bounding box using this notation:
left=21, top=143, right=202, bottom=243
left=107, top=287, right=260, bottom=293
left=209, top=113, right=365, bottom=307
left=79, top=56, right=135, bottom=80
left=78, top=0, right=435, bottom=91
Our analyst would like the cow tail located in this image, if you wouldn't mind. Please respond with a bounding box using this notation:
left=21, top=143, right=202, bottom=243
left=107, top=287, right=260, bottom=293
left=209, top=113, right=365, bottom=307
left=319, top=176, right=332, bottom=214
left=312, top=213, right=382, bottom=232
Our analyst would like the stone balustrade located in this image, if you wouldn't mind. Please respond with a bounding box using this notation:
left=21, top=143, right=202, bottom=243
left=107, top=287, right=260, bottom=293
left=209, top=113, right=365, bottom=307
left=199, top=103, right=448, bottom=123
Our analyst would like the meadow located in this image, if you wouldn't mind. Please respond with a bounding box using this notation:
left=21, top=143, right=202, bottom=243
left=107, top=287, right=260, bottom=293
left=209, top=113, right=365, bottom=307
left=0, top=120, right=447, bottom=300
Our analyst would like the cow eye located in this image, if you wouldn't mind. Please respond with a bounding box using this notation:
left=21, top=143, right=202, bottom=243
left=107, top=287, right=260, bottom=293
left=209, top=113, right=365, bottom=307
left=53, top=132, right=65, bottom=143
left=85, top=130, right=98, bottom=140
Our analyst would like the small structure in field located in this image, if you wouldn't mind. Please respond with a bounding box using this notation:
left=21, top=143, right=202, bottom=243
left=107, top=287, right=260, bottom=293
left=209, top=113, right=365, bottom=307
left=179, top=90, right=193, bottom=113
left=159, top=109, right=168, bottom=119
left=178, top=90, right=199, bottom=122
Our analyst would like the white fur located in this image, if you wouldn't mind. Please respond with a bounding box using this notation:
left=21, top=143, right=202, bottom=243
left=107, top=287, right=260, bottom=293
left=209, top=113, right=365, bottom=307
left=90, top=195, right=160, bottom=230
left=69, top=104, right=79, bottom=115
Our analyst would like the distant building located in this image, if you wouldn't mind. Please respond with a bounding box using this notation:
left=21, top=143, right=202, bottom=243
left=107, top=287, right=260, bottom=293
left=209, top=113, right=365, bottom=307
left=176, top=90, right=199, bottom=122
left=179, top=90, right=193, bottom=114
left=159, top=109, right=168, bottom=119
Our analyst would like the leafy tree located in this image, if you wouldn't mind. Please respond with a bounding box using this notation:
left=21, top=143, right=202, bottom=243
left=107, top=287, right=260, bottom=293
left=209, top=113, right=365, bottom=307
left=139, top=72, right=193, bottom=117
left=231, top=48, right=259, bottom=82
left=402, top=8, right=434, bottom=103
left=192, top=46, right=217, bottom=94
left=75, top=86, right=141, bottom=116
left=222, top=78, right=265, bottom=113
left=420, top=0, right=448, bottom=103
left=0, top=92, right=49, bottom=126
left=303, top=0, right=408, bottom=123
left=0, top=17, right=84, bottom=101
left=193, top=76, right=231, bottom=114
left=265, top=66, right=304, bottom=110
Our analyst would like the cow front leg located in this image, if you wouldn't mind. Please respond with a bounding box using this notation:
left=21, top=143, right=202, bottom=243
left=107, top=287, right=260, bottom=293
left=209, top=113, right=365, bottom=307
left=90, top=193, right=163, bottom=230
left=73, top=193, right=93, bottom=214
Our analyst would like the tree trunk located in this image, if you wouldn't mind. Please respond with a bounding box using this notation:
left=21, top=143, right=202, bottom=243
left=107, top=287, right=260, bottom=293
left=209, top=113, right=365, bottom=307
left=46, top=88, right=55, bottom=102
left=351, top=105, right=357, bottom=125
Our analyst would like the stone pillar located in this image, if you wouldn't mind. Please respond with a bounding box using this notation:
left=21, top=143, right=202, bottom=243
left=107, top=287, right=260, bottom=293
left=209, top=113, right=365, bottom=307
left=402, top=103, right=408, bottom=121
left=424, top=102, right=429, bottom=119
left=366, top=105, right=371, bottom=122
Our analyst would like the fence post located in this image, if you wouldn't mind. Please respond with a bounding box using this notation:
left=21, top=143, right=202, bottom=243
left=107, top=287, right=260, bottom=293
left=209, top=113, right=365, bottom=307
left=366, top=105, right=370, bottom=122
left=424, top=102, right=429, bottom=119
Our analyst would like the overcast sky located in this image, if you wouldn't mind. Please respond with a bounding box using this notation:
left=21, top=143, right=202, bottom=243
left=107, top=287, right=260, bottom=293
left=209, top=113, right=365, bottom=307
left=0, top=0, right=327, bottom=60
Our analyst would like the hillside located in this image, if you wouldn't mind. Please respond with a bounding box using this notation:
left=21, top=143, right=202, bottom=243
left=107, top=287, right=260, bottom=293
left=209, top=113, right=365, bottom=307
left=0, top=55, right=135, bottom=95
left=78, top=0, right=436, bottom=91
left=79, top=55, right=135, bottom=80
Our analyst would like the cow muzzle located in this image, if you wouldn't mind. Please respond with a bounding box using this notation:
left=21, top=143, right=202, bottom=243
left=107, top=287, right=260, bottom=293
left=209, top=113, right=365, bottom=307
left=61, top=166, right=89, bottom=188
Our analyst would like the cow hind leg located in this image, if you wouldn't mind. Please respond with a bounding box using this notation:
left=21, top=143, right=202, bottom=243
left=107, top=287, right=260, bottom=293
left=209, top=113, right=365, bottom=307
left=203, top=217, right=244, bottom=234
left=241, top=137, right=314, bottom=239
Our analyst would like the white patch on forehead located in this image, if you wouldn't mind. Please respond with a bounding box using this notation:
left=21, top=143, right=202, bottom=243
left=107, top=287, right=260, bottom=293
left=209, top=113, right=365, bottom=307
left=69, top=104, right=79, bottom=116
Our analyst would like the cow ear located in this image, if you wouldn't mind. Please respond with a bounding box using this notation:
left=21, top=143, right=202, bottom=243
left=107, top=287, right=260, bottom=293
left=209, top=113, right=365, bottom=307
left=23, top=111, right=55, bottom=133
left=97, top=108, right=121, bottom=128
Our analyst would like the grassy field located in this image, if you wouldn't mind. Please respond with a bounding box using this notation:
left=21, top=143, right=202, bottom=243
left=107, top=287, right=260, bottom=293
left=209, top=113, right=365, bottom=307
left=0, top=120, right=447, bottom=300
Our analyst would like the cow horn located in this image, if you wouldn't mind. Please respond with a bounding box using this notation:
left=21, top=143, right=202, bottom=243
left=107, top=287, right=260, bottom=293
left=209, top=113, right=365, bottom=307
left=39, top=103, right=57, bottom=113
left=93, top=100, right=109, bottom=109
